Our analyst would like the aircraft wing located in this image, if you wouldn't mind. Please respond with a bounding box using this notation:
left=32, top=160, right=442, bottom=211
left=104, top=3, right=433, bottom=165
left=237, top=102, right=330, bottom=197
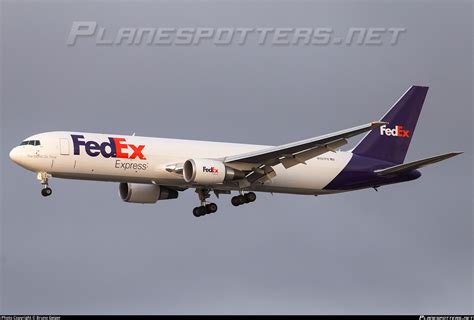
left=374, top=152, right=463, bottom=176
left=222, top=121, right=387, bottom=187
left=224, top=121, right=386, bottom=166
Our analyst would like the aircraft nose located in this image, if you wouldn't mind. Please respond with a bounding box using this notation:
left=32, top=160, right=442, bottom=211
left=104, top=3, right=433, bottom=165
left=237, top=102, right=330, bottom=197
left=9, top=147, right=21, bottom=164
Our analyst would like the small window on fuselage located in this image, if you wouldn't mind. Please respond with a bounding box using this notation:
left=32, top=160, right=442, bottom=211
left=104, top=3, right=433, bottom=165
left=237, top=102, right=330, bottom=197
left=34, top=140, right=40, bottom=146
left=28, top=140, right=35, bottom=145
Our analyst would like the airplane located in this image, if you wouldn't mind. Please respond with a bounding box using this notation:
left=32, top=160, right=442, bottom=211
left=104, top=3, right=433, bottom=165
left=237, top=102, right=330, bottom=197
left=9, top=86, right=462, bottom=217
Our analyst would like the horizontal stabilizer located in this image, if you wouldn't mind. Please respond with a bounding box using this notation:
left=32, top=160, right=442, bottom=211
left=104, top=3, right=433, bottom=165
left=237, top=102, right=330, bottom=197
left=374, top=152, right=463, bottom=176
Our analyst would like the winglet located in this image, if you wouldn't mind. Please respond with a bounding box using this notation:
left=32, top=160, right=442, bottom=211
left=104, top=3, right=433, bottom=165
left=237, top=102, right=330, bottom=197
left=370, top=121, right=389, bottom=127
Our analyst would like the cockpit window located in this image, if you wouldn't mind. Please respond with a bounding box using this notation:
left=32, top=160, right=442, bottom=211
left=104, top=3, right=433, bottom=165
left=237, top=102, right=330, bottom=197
left=19, top=140, right=41, bottom=146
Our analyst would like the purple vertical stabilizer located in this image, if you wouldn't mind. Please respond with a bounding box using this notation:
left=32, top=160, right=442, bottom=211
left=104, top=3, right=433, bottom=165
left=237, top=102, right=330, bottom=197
left=352, top=86, right=428, bottom=164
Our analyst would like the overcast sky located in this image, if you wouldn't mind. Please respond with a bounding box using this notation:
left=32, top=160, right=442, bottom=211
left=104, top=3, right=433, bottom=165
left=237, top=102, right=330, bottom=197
left=1, top=0, right=472, bottom=314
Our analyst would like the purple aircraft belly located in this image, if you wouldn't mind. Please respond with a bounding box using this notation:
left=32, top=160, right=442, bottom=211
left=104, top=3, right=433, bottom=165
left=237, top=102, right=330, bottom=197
left=324, top=154, right=421, bottom=191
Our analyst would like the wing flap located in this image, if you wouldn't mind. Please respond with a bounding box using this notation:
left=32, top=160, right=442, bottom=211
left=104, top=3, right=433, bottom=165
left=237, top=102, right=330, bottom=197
left=280, top=138, right=348, bottom=169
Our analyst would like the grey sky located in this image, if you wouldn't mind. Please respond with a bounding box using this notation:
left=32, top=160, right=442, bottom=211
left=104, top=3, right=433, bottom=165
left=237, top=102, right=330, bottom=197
left=1, top=0, right=472, bottom=314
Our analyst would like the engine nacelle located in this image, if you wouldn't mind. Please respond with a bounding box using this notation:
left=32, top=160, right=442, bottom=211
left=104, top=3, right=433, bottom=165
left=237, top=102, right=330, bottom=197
left=183, top=158, right=244, bottom=184
left=119, top=183, right=178, bottom=203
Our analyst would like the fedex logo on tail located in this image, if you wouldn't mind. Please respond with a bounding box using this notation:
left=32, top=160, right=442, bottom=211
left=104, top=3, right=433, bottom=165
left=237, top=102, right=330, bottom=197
left=203, top=166, right=219, bottom=173
left=379, top=125, right=410, bottom=138
left=71, top=134, right=146, bottom=160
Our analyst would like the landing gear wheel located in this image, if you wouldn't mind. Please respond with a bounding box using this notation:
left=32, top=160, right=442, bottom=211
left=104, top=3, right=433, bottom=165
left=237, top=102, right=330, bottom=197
left=193, top=206, right=209, bottom=217
left=198, top=206, right=207, bottom=216
left=41, top=187, right=52, bottom=197
left=232, top=193, right=256, bottom=207
left=206, top=203, right=218, bottom=213
left=231, top=196, right=241, bottom=206
left=245, top=192, right=256, bottom=202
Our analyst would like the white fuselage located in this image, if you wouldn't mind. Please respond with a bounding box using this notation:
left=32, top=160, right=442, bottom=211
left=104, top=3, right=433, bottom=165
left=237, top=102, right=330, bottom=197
left=9, top=131, right=353, bottom=195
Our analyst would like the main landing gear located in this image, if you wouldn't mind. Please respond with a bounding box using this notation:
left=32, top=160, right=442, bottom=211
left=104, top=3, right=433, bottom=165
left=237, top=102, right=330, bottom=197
left=193, top=188, right=218, bottom=217
left=37, top=172, right=52, bottom=197
left=192, top=189, right=257, bottom=217
left=193, top=203, right=218, bottom=217
left=231, top=192, right=256, bottom=207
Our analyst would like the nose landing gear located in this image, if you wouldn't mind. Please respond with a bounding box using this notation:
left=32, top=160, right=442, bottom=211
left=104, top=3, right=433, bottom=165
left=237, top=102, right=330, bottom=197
left=41, top=187, right=52, bottom=197
left=37, top=172, right=52, bottom=197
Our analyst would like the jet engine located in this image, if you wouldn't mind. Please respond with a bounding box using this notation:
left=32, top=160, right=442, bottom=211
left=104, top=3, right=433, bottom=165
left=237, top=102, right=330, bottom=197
left=119, top=183, right=178, bottom=203
left=183, top=158, right=245, bottom=184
